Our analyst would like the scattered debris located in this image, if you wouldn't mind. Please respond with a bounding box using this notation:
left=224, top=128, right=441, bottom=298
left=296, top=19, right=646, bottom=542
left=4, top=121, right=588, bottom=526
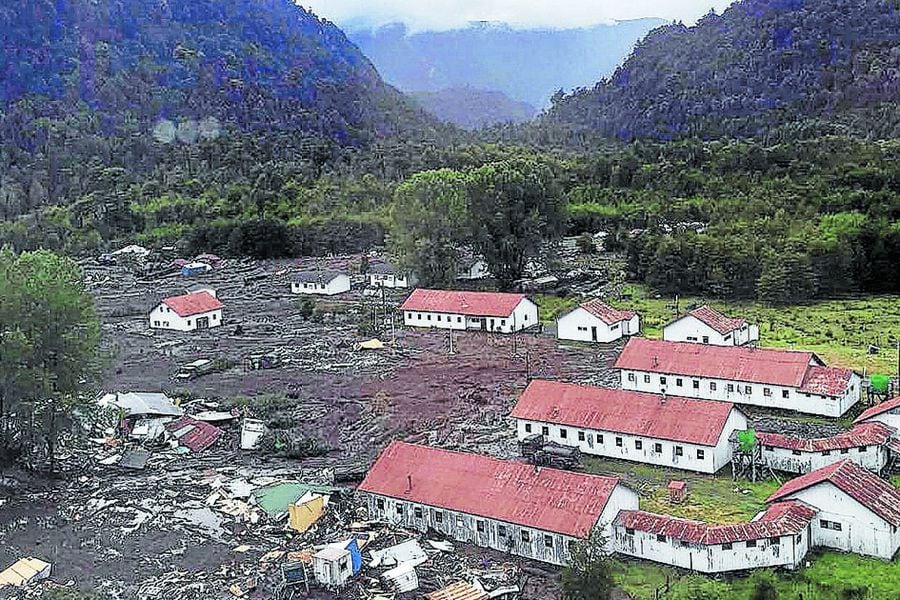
left=165, top=416, right=223, bottom=452
left=0, top=557, right=52, bottom=588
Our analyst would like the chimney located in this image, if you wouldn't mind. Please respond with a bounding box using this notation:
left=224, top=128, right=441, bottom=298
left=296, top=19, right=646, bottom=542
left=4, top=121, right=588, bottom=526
left=406, top=474, right=413, bottom=493
left=652, top=355, right=659, bottom=367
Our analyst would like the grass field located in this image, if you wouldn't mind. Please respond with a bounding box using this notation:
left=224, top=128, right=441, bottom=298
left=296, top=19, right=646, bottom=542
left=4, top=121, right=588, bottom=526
left=537, top=287, right=900, bottom=375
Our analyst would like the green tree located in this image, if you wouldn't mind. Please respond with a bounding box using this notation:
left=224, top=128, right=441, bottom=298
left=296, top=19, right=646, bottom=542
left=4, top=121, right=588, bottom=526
left=757, top=250, right=819, bottom=305
left=560, top=529, right=614, bottom=600
left=390, top=169, right=469, bottom=287
left=467, top=158, right=567, bottom=288
left=747, top=571, right=778, bottom=600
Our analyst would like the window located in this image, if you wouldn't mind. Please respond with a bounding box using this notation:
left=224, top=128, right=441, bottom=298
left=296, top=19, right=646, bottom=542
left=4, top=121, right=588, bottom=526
left=771, top=537, right=780, bottom=545
left=675, top=446, right=683, bottom=456
left=457, top=317, right=462, bottom=323
left=676, top=378, right=683, bottom=387
left=414, top=507, right=423, bottom=518
left=822, top=450, right=831, bottom=456
left=792, top=450, right=802, bottom=456
left=693, top=380, right=700, bottom=389
left=501, top=320, right=506, bottom=327
left=796, top=534, right=802, bottom=543
left=544, top=535, right=554, bottom=548
left=396, top=504, right=404, bottom=515
left=840, top=448, right=849, bottom=454
left=710, top=382, right=717, bottom=391
left=656, top=534, right=666, bottom=542
left=456, top=516, right=464, bottom=528
left=578, top=431, right=585, bottom=442
left=427, top=315, right=432, bottom=321
left=628, top=373, right=636, bottom=382
left=687, top=336, right=697, bottom=342
left=154, top=321, right=160, bottom=327
left=660, top=376, right=667, bottom=385
left=498, top=525, right=507, bottom=538
left=187, top=320, right=191, bottom=326
left=597, top=434, right=604, bottom=444
left=542, top=426, right=549, bottom=436
left=560, top=428, right=568, bottom=439
left=615, top=437, right=623, bottom=447
left=858, top=446, right=867, bottom=453
left=436, top=315, right=442, bottom=322
left=727, top=384, right=734, bottom=392
left=724, top=334, right=732, bottom=341
left=680, top=540, right=690, bottom=547
left=782, top=390, right=789, bottom=399
left=820, top=520, right=842, bottom=531
left=764, top=388, right=772, bottom=397
left=625, top=527, right=635, bottom=535
left=745, top=385, right=752, bottom=394
left=435, top=511, right=443, bottom=523
left=746, top=540, right=757, bottom=548
left=702, top=336, right=709, bottom=344
left=377, top=499, right=385, bottom=510
left=521, top=530, right=531, bottom=542
left=833, top=522, right=842, bottom=531
left=644, top=374, right=651, bottom=383
left=477, top=521, right=485, bottom=533
left=611, top=324, right=620, bottom=331
left=525, top=423, right=532, bottom=433
left=635, top=440, right=643, bottom=450
left=696, top=449, right=705, bottom=460
left=654, top=443, right=662, bottom=453
left=722, top=543, right=733, bottom=550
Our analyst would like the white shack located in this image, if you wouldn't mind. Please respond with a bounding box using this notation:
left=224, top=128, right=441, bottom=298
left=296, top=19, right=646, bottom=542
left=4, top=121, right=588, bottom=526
left=757, top=422, right=896, bottom=475
left=149, top=290, right=223, bottom=332
left=312, top=545, right=353, bottom=587
left=615, top=338, right=861, bottom=417
left=855, top=395, right=900, bottom=430
left=663, top=305, right=759, bottom=346
left=367, top=263, right=411, bottom=289
left=456, top=254, right=490, bottom=281
left=400, top=289, right=539, bottom=334
left=358, top=441, right=638, bottom=566
left=557, top=299, right=640, bottom=343
left=512, top=381, right=748, bottom=474
left=766, top=459, right=900, bottom=560
left=291, top=271, right=351, bottom=296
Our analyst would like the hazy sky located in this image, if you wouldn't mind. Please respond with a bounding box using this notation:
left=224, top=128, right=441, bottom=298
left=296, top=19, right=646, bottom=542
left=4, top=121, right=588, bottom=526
left=301, top=0, right=736, bottom=31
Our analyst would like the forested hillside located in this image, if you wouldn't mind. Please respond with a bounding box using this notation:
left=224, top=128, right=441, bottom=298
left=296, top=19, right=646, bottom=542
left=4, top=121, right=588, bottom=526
left=539, top=0, right=900, bottom=143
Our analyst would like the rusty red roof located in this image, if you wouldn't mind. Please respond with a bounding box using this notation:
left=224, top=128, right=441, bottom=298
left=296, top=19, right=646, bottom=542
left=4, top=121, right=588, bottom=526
left=400, top=288, right=528, bottom=318
left=681, top=305, right=747, bottom=335
left=614, top=338, right=839, bottom=391
left=161, top=291, right=224, bottom=318
left=574, top=299, right=636, bottom=325
left=800, top=366, right=855, bottom=396
left=511, top=380, right=739, bottom=446
left=615, top=500, right=817, bottom=545
left=758, top=422, right=895, bottom=453
left=358, top=441, right=623, bottom=538
left=165, top=416, right=223, bottom=452
left=854, top=396, right=900, bottom=424
left=767, top=459, right=900, bottom=526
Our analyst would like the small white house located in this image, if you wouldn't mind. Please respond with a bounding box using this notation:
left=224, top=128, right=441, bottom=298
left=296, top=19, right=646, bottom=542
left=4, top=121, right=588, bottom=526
left=400, top=288, right=539, bottom=334
left=367, top=263, right=411, bottom=289
left=149, top=290, right=223, bottom=332
left=512, top=380, right=748, bottom=474
left=557, top=299, right=640, bottom=343
left=456, top=255, right=490, bottom=281
left=855, top=395, right=900, bottom=430
left=291, top=271, right=351, bottom=296
left=757, top=422, right=896, bottom=475
left=767, top=459, right=900, bottom=560
left=663, top=305, right=759, bottom=346
left=358, top=441, right=638, bottom=566
left=312, top=545, right=353, bottom=587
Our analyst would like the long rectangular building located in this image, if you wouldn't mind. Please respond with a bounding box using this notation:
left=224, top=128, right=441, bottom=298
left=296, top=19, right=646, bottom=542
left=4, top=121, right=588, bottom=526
left=757, top=422, right=896, bottom=475
left=614, top=338, right=860, bottom=417
left=511, top=380, right=748, bottom=473
left=357, top=441, right=638, bottom=566
left=400, top=288, right=539, bottom=334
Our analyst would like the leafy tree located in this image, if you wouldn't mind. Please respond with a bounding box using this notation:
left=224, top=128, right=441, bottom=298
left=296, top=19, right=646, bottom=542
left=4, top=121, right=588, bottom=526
left=560, top=529, right=614, bottom=600
left=757, top=250, right=819, bottom=305
left=467, top=158, right=567, bottom=288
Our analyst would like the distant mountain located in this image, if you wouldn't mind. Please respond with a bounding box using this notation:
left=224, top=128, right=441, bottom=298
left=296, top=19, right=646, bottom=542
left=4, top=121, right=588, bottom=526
left=411, top=87, right=537, bottom=129
left=347, top=19, right=667, bottom=108
left=543, top=0, right=900, bottom=142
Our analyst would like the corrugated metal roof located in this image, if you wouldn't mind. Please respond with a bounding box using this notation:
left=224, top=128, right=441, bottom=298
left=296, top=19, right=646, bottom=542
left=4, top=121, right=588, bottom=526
left=615, top=339, right=820, bottom=389
left=683, top=306, right=747, bottom=335
left=426, top=581, right=488, bottom=600
left=574, top=300, right=636, bottom=325
left=767, top=459, right=900, bottom=526
left=615, top=500, right=817, bottom=545
left=800, top=365, right=855, bottom=396
left=295, top=270, right=344, bottom=284
left=162, top=291, right=224, bottom=318
left=357, top=441, right=622, bottom=538
left=400, top=289, right=527, bottom=318
left=854, top=395, right=900, bottom=424
left=758, top=422, right=895, bottom=452
left=164, top=416, right=222, bottom=452
left=511, top=380, right=738, bottom=446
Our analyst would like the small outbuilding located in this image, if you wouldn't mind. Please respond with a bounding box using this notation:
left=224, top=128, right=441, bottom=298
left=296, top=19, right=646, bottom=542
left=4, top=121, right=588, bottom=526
left=150, top=290, right=224, bottom=332
left=291, top=271, right=351, bottom=296
left=312, top=545, right=354, bottom=587
left=854, top=395, right=900, bottom=430
left=663, top=305, right=759, bottom=346
left=367, top=262, right=412, bottom=289
left=557, top=299, right=639, bottom=343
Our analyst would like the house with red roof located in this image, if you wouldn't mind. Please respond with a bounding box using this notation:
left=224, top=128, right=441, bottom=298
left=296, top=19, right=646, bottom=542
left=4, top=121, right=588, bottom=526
left=766, top=459, right=900, bottom=559
left=556, top=299, right=640, bottom=343
left=758, top=422, right=896, bottom=475
left=149, top=290, right=224, bottom=332
left=615, top=338, right=861, bottom=417
left=357, top=441, right=638, bottom=566
left=400, top=289, right=539, bottom=334
left=855, top=395, right=900, bottom=431
left=663, top=305, right=759, bottom=346
left=511, top=381, right=748, bottom=473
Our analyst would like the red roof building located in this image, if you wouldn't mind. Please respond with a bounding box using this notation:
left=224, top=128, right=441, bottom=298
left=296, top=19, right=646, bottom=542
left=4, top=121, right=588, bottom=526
left=767, top=459, right=900, bottom=526
left=758, top=422, right=895, bottom=453
left=577, top=300, right=636, bottom=325
left=854, top=395, right=900, bottom=424
left=400, top=288, right=528, bottom=318
left=684, top=306, right=747, bottom=335
left=358, top=441, right=629, bottom=539
left=511, top=380, right=740, bottom=447
left=161, top=291, right=224, bottom=317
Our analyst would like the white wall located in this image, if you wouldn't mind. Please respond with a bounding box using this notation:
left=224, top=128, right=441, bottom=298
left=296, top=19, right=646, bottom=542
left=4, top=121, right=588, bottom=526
left=557, top=308, right=624, bottom=343
left=368, top=272, right=409, bottom=289
left=149, top=304, right=222, bottom=332
left=516, top=410, right=747, bottom=474
left=402, top=298, right=539, bottom=334
left=663, top=316, right=758, bottom=346
left=291, top=275, right=351, bottom=296
left=760, top=443, right=889, bottom=475
left=458, top=260, right=490, bottom=281
left=621, top=370, right=860, bottom=418
left=862, top=410, right=900, bottom=430
left=783, top=482, right=900, bottom=560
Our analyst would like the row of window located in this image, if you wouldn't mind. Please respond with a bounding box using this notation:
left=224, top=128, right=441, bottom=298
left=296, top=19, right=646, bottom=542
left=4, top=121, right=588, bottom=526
left=820, top=519, right=843, bottom=531
left=524, top=424, right=706, bottom=460
left=627, top=373, right=794, bottom=398
left=765, top=445, right=866, bottom=456
left=628, top=528, right=793, bottom=550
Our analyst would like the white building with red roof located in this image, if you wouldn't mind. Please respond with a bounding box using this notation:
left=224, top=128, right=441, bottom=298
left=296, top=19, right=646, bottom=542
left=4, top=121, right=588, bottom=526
left=511, top=380, right=748, bottom=473
left=357, top=441, right=638, bottom=566
left=400, top=288, right=538, bottom=334
left=615, top=338, right=861, bottom=417
left=663, top=305, right=759, bottom=346
left=758, top=422, right=896, bottom=475
left=766, top=459, right=900, bottom=559
left=855, top=395, right=900, bottom=431
left=556, top=299, right=640, bottom=343
left=149, top=290, right=224, bottom=332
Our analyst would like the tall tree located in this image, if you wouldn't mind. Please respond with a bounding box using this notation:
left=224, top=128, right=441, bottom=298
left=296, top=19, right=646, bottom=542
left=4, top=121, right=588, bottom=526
left=561, top=529, right=614, bottom=600
left=467, top=158, right=567, bottom=288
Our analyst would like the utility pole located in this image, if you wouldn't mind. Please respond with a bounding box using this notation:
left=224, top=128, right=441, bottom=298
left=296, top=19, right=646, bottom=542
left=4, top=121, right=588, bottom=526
left=448, top=327, right=455, bottom=355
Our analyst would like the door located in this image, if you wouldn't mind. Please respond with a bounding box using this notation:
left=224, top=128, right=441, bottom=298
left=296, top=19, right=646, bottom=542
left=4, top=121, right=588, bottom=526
left=591, top=326, right=598, bottom=342
left=196, top=316, right=210, bottom=329
left=489, top=318, right=495, bottom=331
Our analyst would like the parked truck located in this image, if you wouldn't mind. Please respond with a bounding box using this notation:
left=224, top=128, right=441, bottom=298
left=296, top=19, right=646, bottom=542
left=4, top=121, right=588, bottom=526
left=519, top=433, right=582, bottom=469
